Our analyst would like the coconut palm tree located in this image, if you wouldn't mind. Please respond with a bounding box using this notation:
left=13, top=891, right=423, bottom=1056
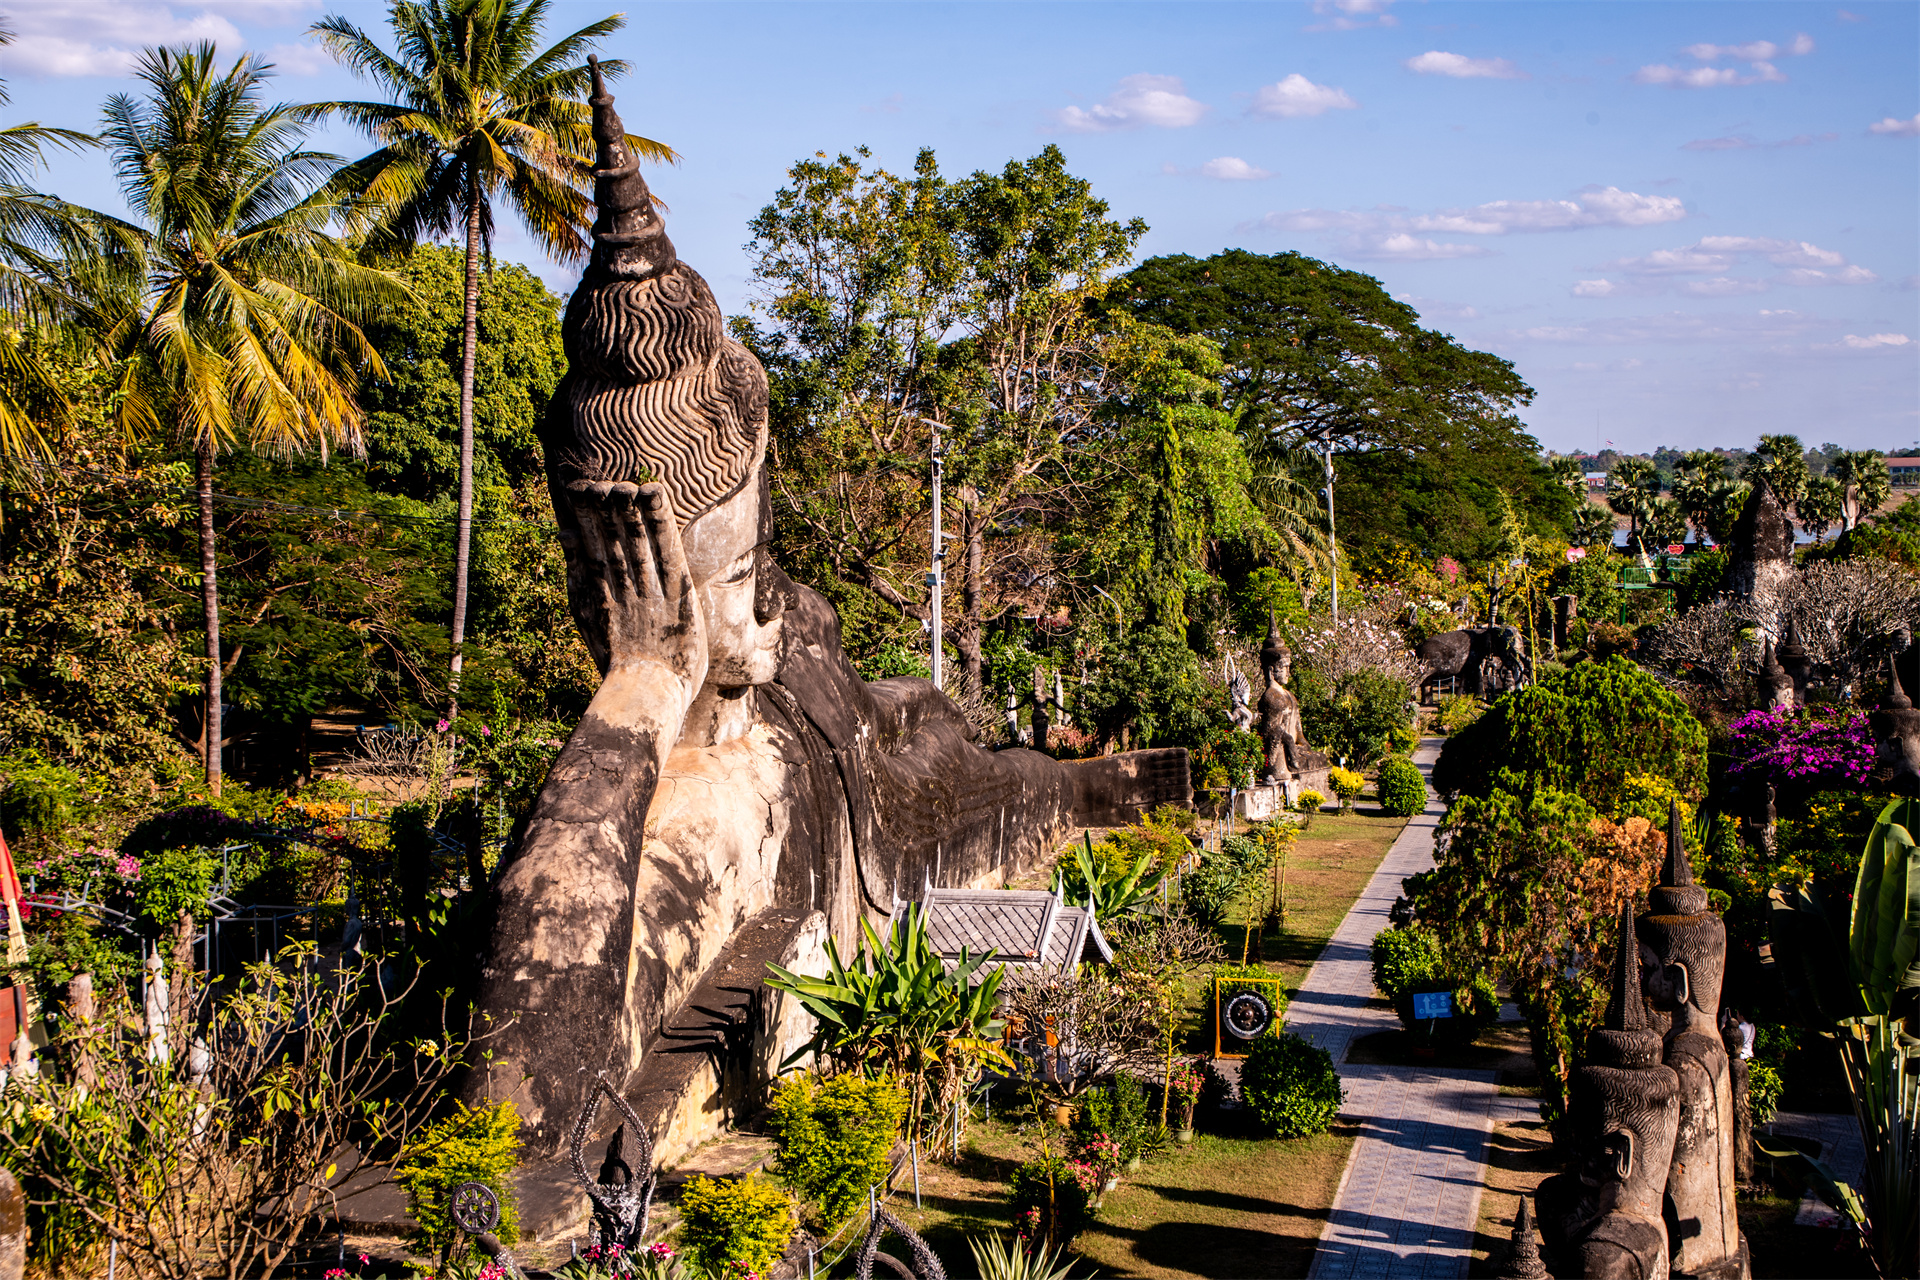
left=0, top=21, right=113, bottom=463
left=95, top=43, right=405, bottom=794
left=312, top=0, right=673, bottom=709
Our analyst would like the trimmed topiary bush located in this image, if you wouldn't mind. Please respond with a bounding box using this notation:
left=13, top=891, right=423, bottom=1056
left=769, top=1071, right=907, bottom=1227
left=1238, top=1031, right=1344, bottom=1137
left=1369, top=924, right=1441, bottom=1001
left=1375, top=756, right=1426, bottom=817
left=678, top=1174, right=795, bottom=1278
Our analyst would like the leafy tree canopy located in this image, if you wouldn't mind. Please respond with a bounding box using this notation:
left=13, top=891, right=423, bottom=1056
left=355, top=243, right=565, bottom=503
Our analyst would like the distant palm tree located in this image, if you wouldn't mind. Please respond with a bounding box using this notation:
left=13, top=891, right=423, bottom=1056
left=0, top=21, right=113, bottom=462
left=96, top=44, right=404, bottom=794
left=312, top=0, right=673, bottom=708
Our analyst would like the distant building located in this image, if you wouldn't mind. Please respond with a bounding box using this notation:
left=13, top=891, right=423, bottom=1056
left=1888, top=456, right=1920, bottom=487
left=1585, top=471, right=1608, bottom=492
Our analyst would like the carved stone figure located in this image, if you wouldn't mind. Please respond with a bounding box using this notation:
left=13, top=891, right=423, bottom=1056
left=1724, top=480, right=1794, bottom=621
left=1415, top=625, right=1526, bottom=701
left=1497, top=1195, right=1551, bottom=1280
left=468, top=62, right=1188, bottom=1166
left=1870, top=652, right=1920, bottom=797
left=1775, top=618, right=1813, bottom=704
left=1637, top=807, right=1749, bottom=1279
left=1256, top=625, right=1326, bottom=784
left=1757, top=640, right=1795, bottom=710
left=1226, top=654, right=1253, bottom=733
left=1538, top=913, right=1682, bottom=1280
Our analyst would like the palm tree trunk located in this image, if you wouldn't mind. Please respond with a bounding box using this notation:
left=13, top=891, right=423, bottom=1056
left=197, top=440, right=223, bottom=797
left=448, top=183, right=483, bottom=712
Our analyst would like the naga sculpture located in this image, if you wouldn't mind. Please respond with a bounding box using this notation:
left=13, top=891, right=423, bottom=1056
left=467, top=61, right=1189, bottom=1168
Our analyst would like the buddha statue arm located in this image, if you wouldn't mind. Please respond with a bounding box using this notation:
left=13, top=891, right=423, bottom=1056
left=471, top=481, right=707, bottom=1142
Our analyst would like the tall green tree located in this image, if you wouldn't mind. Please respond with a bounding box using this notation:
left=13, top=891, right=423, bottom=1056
left=1830, top=450, right=1893, bottom=531
left=93, top=44, right=402, bottom=795
left=312, top=0, right=666, bottom=707
left=0, top=22, right=112, bottom=463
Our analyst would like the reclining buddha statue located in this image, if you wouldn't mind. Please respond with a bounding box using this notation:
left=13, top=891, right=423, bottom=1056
left=465, top=61, right=1190, bottom=1166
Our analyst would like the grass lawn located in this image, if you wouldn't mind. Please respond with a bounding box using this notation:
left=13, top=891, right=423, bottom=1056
left=849, top=1101, right=1357, bottom=1280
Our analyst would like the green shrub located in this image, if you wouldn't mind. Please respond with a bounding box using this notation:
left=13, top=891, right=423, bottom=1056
left=1375, top=757, right=1426, bottom=817
left=1180, top=852, right=1244, bottom=928
left=1295, top=667, right=1413, bottom=770
left=1387, top=724, right=1419, bottom=755
left=1238, top=1032, right=1344, bottom=1137
left=1435, top=694, right=1484, bottom=736
left=1370, top=925, right=1440, bottom=1001
left=0, top=752, right=88, bottom=839
left=395, top=1100, right=522, bottom=1257
left=1748, top=1062, right=1784, bottom=1125
left=133, top=845, right=219, bottom=927
left=1076, top=1073, right=1153, bottom=1162
left=1328, top=767, right=1364, bottom=812
left=1430, top=656, right=1706, bottom=811
left=1394, top=971, right=1500, bottom=1046
left=770, top=1072, right=906, bottom=1226
left=1295, top=789, right=1325, bottom=813
left=1009, top=1155, right=1097, bottom=1251
left=677, top=1175, right=795, bottom=1278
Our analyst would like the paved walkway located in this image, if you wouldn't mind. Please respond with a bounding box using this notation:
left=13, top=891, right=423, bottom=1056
left=1283, top=740, right=1512, bottom=1280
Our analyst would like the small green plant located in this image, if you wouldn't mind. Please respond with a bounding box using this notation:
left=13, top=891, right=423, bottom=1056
left=1238, top=1032, right=1344, bottom=1138
left=1009, top=1155, right=1098, bottom=1253
left=555, top=1241, right=686, bottom=1279
left=1748, top=1062, right=1784, bottom=1125
left=1387, top=724, right=1419, bottom=755
left=1374, top=757, right=1426, bottom=817
left=1435, top=694, right=1484, bottom=735
left=1369, top=924, right=1441, bottom=1001
left=1327, top=767, right=1364, bottom=813
left=395, top=1099, right=523, bottom=1258
left=677, top=1175, right=795, bottom=1278
left=1295, top=789, right=1325, bottom=814
left=1075, top=1073, right=1152, bottom=1163
left=769, top=1071, right=907, bottom=1226
left=968, top=1231, right=1083, bottom=1280
left=1051, top=831, right=1171, bottom=918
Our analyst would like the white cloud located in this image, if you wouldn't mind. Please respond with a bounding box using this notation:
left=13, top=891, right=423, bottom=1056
left=1635, top=62, right=1786, bottom=88
left=1609, top=237, right=1869, bottom=285
left=1682, top=277, right=1771, bottom=297
left=1308, top=0, right=1398, bottom=31
left=1248, top=74, right=1358, bottom=118
left=1198, top=157, right=1275, bottom=180
left=1838, top=333, right=1913, bottom=349
left=1682, top=33, right=1813, bottom=60
left=1357, top=234, right=1492, bottom=261
left=1405, top=51, right=1527, bottom=80
left=1571, top=279, right=1619, bottom=297
left=1055, top=74, right=1210, bottom=133
left=1499, top=309, right=1825, bottom=346
left=1869, top=114, right=1920, bottom=136
left=1682, top=132, right=1831, bottom=151
left=3, top=0, right=242, bottom=76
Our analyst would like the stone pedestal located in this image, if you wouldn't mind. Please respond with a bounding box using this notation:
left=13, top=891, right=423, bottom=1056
left=1236, top=785, right=1282, bottom=821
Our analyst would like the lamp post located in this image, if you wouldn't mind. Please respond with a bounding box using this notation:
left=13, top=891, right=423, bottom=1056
left=1323, top=441, right=1340, bottom=626
left=922, top=418, right=947, bottom=691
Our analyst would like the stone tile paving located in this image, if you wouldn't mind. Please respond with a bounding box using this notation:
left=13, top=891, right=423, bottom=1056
left=1767, top=1109, right=1867, bottom=1228
left=1279, top=740, right=1514, bottom=1280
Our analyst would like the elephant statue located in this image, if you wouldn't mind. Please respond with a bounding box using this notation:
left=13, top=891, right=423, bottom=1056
left=1415, top=625, right=1527, bottom=701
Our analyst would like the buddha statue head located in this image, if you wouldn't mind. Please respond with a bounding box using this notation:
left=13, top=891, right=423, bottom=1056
left=1569, top=912, right=1681, bottom=1220
left=1261, top=620, right=1292, bottom=689
left=547, top=60, right=785, bottom=739
left=1637, top=802, right=1726, bottom=1028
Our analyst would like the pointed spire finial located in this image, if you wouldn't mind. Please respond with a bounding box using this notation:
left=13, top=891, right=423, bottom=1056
left=1663, top=799, right=1693, bottom=888
left=1604, top=911, right=1650, bottom=1034
left=1497, top=1195, right=1551, bottom=1280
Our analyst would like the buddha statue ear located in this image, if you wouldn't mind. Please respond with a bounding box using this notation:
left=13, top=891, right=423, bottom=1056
left=1669, top=961, right=1691, bottom=1008
left=1609, top=1128, right=1636, bottom=1181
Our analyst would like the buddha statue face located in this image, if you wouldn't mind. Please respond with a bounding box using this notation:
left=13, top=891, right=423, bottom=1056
left=680, top=480, right=783, bottom=692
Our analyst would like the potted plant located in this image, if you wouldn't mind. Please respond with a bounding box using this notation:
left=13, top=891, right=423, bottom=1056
left=1168, top=1059, right=1204, bottom=1143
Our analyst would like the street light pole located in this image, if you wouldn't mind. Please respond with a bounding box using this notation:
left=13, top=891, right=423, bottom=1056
left=1323, top=441, right=1340, bottom=626
left=925, top=419, right=947, bottom=691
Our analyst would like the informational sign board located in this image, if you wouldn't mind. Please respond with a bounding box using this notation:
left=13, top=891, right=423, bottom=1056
left=1411, top=991, right=1454, bottom=1021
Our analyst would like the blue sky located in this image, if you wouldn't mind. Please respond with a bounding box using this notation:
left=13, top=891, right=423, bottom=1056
left=3, top=0, right=1915, bottom=456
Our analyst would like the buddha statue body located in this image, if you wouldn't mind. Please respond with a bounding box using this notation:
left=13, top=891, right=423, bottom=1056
left=1540, top=914, right=1683, bottom=1280
left=1256, top=625, right=1328, bottom=787
left=466, top=64, right=1188, bottom=1167
left=1638, top=809, right=1749, bottom=1279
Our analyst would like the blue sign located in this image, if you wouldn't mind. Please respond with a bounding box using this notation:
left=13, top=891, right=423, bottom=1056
left=1412, top=991, right=1454, bottom=1021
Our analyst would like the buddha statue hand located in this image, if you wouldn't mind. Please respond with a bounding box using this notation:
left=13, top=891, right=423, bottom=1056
left=564, top=479, right=709, bottom=709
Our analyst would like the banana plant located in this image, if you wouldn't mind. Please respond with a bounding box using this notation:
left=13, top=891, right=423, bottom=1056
left=1765, top=798, right=1920, bottom=1278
